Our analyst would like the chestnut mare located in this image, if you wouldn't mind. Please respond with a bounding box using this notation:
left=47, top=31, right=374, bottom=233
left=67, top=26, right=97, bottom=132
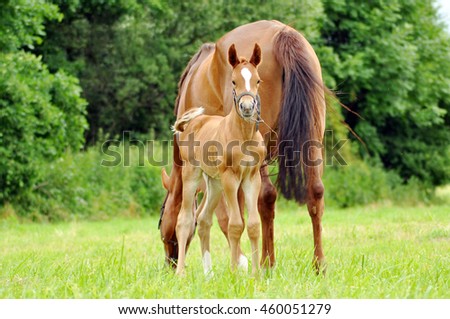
left=173, top=44, right=265, bottom=275
left=160, top=20, right=326, bottom=272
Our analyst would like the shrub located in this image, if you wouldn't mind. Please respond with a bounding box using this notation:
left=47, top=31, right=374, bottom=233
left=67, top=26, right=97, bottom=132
left=10, top=144, right=166, bottom=222
left=323, top=159, right=433, bottom=208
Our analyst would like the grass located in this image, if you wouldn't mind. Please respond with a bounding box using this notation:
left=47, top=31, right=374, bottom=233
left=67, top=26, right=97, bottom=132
left=1, top=203, right=449, bottom=298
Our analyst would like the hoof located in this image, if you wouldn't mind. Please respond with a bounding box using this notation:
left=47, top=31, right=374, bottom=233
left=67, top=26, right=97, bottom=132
left=313, top=257, right=327, bottom=275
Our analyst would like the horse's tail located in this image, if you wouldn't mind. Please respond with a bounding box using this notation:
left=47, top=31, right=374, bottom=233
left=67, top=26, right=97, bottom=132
left=174, top=43, right=215, bottom=116
left=172, top=107, right=205, bottom=133
left=273, top=28, right=326, bottom=204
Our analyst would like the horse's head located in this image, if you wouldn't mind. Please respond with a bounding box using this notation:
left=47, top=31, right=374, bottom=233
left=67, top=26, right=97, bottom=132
left=228, top=43, right=262, bottom=119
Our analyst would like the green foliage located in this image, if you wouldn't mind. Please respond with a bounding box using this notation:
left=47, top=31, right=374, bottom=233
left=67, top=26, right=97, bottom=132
left=323, top=160, right=433, bottom=208
left=0, top=0, right=87, bottom=204
left=0, top=52, right=87, bottom=202
left=10, top=146, right=165, bottom=221
left=38, top=0, right=326, bottom=142
left=1, top=0, right=449, bottom=215
left=321, top=0, right=450, bottom=186
left=0, top=0, right=61, bottom=52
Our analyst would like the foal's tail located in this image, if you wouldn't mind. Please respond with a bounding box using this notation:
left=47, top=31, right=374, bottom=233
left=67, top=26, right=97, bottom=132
left=273, top=28, right=327, bottom=204
left=172, top=107, right=205, bottom=133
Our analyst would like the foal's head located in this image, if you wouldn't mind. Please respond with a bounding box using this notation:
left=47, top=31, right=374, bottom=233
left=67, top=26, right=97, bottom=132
left=228, top=43, right=262, bottom=119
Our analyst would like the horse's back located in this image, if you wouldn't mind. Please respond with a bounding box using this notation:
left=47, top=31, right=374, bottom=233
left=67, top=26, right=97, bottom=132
left=178, top=20, right=323, bottom=137
left=216, top=20, right=285, bottom=59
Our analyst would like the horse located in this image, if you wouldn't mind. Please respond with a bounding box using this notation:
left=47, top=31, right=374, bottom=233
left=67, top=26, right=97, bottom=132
left=172, top=43, right=265, bottom=276
left=159, top=20, right=327, bottom=273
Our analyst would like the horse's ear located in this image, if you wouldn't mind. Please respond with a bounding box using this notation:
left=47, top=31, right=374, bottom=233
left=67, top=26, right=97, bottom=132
left=228, top=44, right=240, bottom=68
left=161, top=168, right=170, bottom=190
left=250, top=43, right=262, bottom=67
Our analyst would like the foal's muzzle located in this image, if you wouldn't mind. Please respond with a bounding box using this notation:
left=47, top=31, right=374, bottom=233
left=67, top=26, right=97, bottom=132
left=239, top=98, right=257, bottom=118
left=233, top=90, right=261, bottom=130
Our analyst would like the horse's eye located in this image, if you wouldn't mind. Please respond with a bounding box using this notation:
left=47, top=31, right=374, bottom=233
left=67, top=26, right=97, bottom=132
left=257, top=80, right=261, bottom=84
left=232, top=81, right=236, bottom=86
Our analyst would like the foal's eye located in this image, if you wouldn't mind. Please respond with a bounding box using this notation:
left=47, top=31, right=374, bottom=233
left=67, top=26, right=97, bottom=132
left=257, top=80, right=261, bottom=84
left=232, top=81, right=236, bottom=86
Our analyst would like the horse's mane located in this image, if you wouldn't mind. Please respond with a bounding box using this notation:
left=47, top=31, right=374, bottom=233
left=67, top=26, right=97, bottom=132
left=174, top=43, right=215, bottom=116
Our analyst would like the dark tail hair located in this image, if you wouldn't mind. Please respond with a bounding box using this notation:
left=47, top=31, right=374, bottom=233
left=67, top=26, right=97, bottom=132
left=274, top=29, right=326, bottom=204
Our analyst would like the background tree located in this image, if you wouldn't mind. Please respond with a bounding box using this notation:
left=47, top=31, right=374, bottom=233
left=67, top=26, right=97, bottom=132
left=38, top=0, right=326, bottom=142
left=321, top=0, right=450, bottom=186
left=2, top=0, right=449, bottom=217
left=0, top=0, right=87, bottom=203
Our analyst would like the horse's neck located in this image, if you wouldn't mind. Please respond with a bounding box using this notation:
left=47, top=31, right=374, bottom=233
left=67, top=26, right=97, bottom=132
left=204, top=54, right=220, bottom=99
left=206, top=51, right=231, bottom=114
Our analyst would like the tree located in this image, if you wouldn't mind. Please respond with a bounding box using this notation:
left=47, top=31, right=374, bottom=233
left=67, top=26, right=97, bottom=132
left=321, top=0, right=450, bottom=186
left=0, top=0, right=87, bottom=202
left=38, top=0, right=326, bottom=142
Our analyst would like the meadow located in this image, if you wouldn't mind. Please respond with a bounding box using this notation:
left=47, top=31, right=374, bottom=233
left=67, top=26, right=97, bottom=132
left=1, top=202, right=449, bottom=299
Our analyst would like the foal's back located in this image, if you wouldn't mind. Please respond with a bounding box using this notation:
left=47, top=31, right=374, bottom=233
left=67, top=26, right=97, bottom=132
left=178, top=112, right=264, bottom=179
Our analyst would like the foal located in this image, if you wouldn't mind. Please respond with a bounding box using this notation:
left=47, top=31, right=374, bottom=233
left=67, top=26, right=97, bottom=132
left=173, top=43, right=265, bottom=276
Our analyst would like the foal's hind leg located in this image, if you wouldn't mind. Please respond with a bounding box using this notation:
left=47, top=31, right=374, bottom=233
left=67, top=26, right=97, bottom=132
left=215, top=195, right=248, bottom=271
left=221, top=171, right=243, bottom=270
left=258, top=164, right=277, bottom=268
left=197, top=176, right=222, bottom=276
left=243, top=172, right=262, bottom=275
left=176, top=165, right=201, bottom=275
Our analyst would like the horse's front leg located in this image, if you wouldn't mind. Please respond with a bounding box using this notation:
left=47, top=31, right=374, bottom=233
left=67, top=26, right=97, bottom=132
left=242, top=172, right=262, bottom=275
left=175, top=165, right=201, bottom=276
left=221, top=171, right=243, bottom=270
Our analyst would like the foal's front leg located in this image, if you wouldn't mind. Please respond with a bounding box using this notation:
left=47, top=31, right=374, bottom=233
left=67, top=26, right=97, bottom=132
left=221, top=171, right=243, bottom=270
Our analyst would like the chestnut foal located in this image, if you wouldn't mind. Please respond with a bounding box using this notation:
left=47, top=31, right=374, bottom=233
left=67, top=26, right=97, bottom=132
left=173, top=43, right=265, bottom=276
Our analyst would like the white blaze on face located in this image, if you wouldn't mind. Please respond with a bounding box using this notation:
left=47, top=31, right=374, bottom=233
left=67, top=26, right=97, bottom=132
left=241, top=67, right=252, bottom=91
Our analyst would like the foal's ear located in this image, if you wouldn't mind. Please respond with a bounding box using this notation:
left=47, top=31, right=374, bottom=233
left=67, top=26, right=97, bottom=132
left=228, top=44, right=240, bottom=68
left=161, top=168, right=170, bottom=190
left=250, top=43, right=262, bottom=67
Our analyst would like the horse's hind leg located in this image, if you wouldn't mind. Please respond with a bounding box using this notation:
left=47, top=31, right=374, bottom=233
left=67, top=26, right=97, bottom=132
left=307, top=165, right=326, bottom=274
left=197, top=176, right=222, bottom=276
left=258, top=164, right=277, bottom=268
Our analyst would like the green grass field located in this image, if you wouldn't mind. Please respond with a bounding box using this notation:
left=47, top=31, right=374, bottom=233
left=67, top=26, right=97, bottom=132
left=1, top=203, right=449, bottom=298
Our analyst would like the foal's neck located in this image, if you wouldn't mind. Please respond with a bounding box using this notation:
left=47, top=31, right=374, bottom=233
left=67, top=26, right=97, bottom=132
left=226, top=107, right=257, bottom=140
